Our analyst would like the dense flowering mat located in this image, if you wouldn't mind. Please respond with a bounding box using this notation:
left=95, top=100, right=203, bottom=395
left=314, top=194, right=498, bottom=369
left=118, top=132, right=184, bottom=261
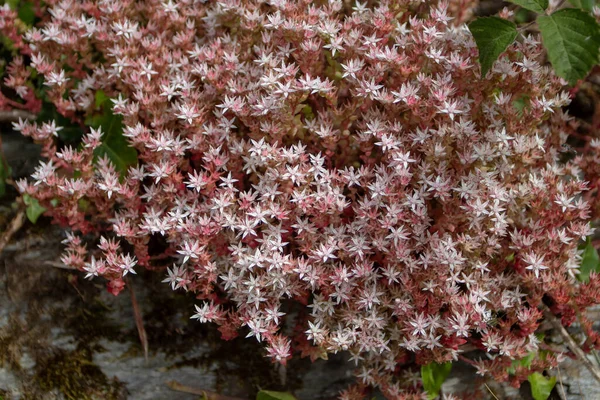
left=1, top=0, right=600, bottom=398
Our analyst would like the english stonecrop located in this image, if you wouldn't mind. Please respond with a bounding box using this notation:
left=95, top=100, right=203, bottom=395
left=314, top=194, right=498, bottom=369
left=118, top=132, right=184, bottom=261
left=1, top=0, right=600, bottom=398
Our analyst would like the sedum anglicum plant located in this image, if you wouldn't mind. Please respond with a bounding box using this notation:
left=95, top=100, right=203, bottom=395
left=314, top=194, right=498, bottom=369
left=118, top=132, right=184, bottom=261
left=1, top=0, right=600, bottom=398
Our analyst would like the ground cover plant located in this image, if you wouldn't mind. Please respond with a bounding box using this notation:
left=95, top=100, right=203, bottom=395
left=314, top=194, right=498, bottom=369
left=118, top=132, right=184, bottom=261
left=2, top=0, right=600, bottom=398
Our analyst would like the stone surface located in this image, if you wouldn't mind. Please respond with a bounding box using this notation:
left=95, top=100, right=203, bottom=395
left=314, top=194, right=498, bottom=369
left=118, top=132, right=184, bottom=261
left=0, top=226, right=355, bottom=400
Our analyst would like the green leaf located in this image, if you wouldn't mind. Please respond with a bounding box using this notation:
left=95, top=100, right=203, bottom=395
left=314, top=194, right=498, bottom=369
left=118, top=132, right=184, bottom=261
left=578, top=238, right=600, bottom=282
left=513, top=95, right=531, bottom=116
left=38, top=102, right=84, bottom=145
left=256, top=391, right=297, bottom=400
left=95, top=89, right=109, bottom=108
left=5, top=0, right=19, bottom=10
left=18, top=1, right=36, bottom=26
left=528, top=372, right=556, bottom=400
left=468, top=17, right=519, bottom=78
left=568, top=0, right=596, bottom=12
left=538, top=8, right=600, bottom=85
left=507, top=0, right=548, bottom=13
left=89, top=101, right=137, bottom=175
left=515, top=8, right=533, bottom=25
left=23, top=194, right=46, bottom=223
left=421, top=362, right=452, bottom=400
left=508, top=352, right=536, bottom=374
left=5, top=0, right=35, bottom=25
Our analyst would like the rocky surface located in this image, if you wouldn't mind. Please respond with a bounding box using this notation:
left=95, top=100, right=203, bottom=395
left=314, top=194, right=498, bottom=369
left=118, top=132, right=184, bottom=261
left=0, top=220, right=357, bottom=400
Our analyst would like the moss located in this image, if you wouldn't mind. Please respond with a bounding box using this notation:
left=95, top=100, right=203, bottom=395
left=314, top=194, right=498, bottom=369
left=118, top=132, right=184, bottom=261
left=0, top=311, right=125, bottom=400
left=52, top=297, right=128, bottom=345
left=0, top=315, right=28, bottom=371
left=34, top=345, right=125, bottom=400
left=0, top=243, right=127, bottom=399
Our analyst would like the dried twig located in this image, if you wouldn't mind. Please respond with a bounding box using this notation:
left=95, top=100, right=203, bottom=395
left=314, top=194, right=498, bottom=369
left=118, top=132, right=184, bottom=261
left=484, top=383, right=500, bottom=400
left=556, top=366, right=567, bottom=400
left=126, top=277, right=149, bottom=362
left=0, top=109, right=37, bottom=122
left=544, top=309, right=600, bottom=384
left=0, top=209, right=25, bottom=256
left=166, top=381, right=246, bottom=400
left=44, top=260, right=77, bottom=270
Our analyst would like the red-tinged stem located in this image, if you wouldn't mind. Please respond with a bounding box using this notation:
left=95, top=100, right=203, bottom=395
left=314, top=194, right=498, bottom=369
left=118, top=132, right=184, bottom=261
left=126, top=276, right=149, bottom=362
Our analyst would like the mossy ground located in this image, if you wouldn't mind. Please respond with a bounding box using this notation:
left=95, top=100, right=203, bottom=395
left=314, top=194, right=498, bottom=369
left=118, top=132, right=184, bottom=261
left=0, top=221, right=326, bottom=400
left=0, top=226, right=128, bottom=400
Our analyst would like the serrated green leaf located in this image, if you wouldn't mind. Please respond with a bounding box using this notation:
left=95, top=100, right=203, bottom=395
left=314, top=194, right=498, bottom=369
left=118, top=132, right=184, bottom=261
left=23, top=194, right=46, bottom=223
left=569, top=0, right=596, bottom=12
left=528, top=372, right=556, bottom=400
left=578, top=238, right=600, bottom=282
left=507, top=0, right=548, bottom=13
left=421, top=362, right=452, bottom=400
left=89, top=101, right=137, bottom=175
left=256, top=390, right=297, bottom=400
left=538, top=8, right=600, bottom=85
left=468, top=17, right=519, bottom=78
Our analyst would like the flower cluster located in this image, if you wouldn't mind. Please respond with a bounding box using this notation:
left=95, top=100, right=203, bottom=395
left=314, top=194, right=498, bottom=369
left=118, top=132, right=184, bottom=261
left=5, top=0, right=600, bottom=397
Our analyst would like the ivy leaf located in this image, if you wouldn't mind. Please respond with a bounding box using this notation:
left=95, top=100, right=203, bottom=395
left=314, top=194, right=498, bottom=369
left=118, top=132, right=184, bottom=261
left=538, top=8, right=600, bottom=85
left=256, top=391, right=297, bottom=400
left=578, top=238, right=600, bottom=282
left=507, top=0, right=548, bottom=13
left=23, top=194, right=46, bottom=223
left=468, top=17, right=519, bottom=78
left=528, top=372, right=556, bottom=400
left=421, top=362, right=452, bottom=400
left=568, top=0, right=596, bottom=12
left=89, top=101, right=137, bottom=175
